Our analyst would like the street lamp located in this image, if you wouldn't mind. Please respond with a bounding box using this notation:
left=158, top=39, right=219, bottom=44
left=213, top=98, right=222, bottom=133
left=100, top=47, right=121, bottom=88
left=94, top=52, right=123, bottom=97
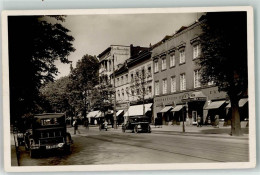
left=112, top=54, right=117, bottom=129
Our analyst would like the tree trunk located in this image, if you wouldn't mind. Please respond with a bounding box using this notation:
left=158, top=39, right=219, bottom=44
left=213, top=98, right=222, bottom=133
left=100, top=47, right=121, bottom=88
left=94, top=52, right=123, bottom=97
left=231, top=99, right=242, bottom=136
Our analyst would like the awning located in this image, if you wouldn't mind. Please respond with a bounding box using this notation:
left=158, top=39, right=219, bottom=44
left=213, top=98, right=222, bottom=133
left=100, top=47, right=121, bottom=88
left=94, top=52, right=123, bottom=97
left=159, top=106, right=173, bottom=113
left=123, top=103, right=152, bottom=117
left=116, top=110, right=124, bottom=116
left=204, top=100, right=226, bottom=110
left=226, top=98, right=248, bottom=108
left=87, top=111, right=100, bottom=118
left=171, top=105, right=184, bottom=112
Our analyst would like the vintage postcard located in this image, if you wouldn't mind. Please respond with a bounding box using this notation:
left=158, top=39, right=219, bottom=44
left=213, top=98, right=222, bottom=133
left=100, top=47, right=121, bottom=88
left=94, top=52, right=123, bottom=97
left=1, top=7, right=255, bottom=172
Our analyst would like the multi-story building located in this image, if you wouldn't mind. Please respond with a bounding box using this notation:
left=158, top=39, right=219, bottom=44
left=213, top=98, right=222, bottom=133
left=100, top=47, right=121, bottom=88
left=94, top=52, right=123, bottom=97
left=98, top=45, right=131, bottom=85
left=114, top=48, right=154, bottom=123
left=152, top=19, right=229, bottom=126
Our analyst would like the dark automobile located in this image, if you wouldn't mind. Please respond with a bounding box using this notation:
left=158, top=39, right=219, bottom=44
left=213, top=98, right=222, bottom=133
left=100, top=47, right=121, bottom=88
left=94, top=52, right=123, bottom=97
left=24, top=113, right=72, bottom=158
left=122, top=116, right=151, bottom=133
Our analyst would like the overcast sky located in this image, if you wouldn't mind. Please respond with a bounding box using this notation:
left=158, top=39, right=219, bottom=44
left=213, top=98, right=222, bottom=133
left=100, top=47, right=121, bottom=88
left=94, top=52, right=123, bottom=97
left=54, top=13, right=203, bottom=79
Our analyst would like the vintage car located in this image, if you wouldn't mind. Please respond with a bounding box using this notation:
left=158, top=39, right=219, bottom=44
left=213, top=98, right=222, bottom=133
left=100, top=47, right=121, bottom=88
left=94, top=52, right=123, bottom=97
left=24, top=113, right=72, bottom=158
left=122, top=116, right=151, bottom=133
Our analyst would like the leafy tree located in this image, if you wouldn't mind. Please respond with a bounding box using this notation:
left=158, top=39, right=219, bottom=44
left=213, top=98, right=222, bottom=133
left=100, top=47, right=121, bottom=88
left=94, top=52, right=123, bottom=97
left=40, top=76, right=71, bottom=113
left=93, top=76, right=114, bottom=125
left=67, top=55, right=99, bottom=120
left=198, top=12, right=248, bottom=136
left=129, top=68, right=152, bottom=116
left=8, top=16, right=75, bottom=123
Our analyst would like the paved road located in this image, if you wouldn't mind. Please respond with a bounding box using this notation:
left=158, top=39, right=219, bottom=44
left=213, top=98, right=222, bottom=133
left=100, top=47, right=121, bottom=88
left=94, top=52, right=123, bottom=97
left=13, top=126, right=249, bottom=166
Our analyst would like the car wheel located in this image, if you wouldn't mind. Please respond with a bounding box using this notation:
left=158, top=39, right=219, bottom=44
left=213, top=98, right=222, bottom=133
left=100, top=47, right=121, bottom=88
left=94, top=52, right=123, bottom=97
left=134, top=126, right=138, bottom=133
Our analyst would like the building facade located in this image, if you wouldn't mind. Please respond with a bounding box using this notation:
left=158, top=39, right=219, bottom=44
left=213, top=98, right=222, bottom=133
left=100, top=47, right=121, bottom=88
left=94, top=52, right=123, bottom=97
left=152, top=20, right=228, bottom=126
left=113, top=49, right=154, bottom=123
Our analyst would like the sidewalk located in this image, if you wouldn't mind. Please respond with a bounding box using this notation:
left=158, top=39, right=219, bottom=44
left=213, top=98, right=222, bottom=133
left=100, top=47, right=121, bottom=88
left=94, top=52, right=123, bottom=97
left=70, top=124, right=249, bottom=139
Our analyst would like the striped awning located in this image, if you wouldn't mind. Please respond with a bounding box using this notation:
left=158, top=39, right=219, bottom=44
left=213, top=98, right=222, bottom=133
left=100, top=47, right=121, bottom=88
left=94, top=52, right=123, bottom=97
left=116, top=110, right=124, bottom=116
left=123, top=103, right=152, bottom=117
left=226, top=98, right=248, bottom=108
left=171, top=105, right=184, bottom=112
left=204, top=100, right=226, bottom=110
left=159, top=106, right=173, bottom=113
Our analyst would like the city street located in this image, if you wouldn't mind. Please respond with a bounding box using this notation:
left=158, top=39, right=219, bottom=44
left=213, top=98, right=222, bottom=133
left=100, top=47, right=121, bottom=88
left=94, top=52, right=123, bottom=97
left=12, top=125, right=249, bottom=166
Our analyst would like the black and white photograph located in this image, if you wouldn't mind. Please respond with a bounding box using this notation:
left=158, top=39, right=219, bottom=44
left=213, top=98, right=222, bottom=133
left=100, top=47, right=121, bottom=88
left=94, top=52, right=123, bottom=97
left=2, top=7, right=255, bottom=172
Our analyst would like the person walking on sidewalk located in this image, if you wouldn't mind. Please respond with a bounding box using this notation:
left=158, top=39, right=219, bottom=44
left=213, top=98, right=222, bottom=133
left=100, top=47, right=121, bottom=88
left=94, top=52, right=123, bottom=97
left=197, top=115, right=202, bottom=127
left=215, top=115, right=219, bottom=128
left=73, top=119, right=80, bottom=134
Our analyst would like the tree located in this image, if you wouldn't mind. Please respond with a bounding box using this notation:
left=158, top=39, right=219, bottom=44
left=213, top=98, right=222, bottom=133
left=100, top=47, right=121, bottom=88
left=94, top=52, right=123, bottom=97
left=129, top=68, right=152, bottom=116
left=67, top=55, right=99, bottom=120
left=40, top=76, right=71, bottom=113
left=198, top=12, right=248, bottom=136
left=8, top=16, right=75, bottom=122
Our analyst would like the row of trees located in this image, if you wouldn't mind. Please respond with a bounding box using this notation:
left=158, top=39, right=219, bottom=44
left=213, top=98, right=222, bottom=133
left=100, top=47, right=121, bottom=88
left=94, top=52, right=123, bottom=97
left=40, top=55, right=100, bottom=121
left=8, top=15, right=75, bottom=123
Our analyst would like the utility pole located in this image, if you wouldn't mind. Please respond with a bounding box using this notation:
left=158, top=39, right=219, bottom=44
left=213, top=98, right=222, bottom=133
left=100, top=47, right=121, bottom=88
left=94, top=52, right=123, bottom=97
left=113, top=55, right=117, bottom=129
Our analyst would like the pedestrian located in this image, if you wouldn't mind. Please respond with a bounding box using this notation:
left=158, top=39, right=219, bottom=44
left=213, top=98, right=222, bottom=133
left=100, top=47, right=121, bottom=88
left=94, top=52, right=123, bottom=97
left=215, top=115, right=219, bottom=128
left=73, top=119, right=80, bottom=134
left=197, top=115, right=202, bottom=127
left=85, top=119, right=89, bottom=130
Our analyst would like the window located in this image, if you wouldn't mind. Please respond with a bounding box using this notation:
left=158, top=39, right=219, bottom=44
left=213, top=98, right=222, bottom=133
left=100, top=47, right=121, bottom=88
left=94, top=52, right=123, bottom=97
left=193, top=44, right=200, bottom=59
left=117, top=90, right=120, bottom=98
left=122, top=88, right=124, bottom=97
left=154, top=60, right=159, bottom=73
left=180, top=74, right=186, bottom=91
left=179, top=50, right=185, bottom=64
left=125, top=87, right=129, bottom=95
left=162, top=79, right=167, bottom=94
left=131, top=73, right=134, bottom=82
left=155, top=81, right=159, bottom=95
left=125, top=74, right=128, bottom=83
left=117, top=78, right=120, bottom=86
left=147, top=66, right=152, bottom=78
left=170, top=54, right=175, bottom=67
left=121, top=76, right=124, bottom=84
left=148, top=86, right=152, bottom=94
left=194, top=70, right=201, bottom=88
left=162, top=57, right=166, bottom=70
left=171, top=76, right=176, bottom=93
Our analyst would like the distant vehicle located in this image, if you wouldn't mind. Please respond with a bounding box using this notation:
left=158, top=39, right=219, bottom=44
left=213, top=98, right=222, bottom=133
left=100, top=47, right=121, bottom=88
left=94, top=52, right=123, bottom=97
left=24, top=113, right=72, bottom=158
left=122, top=116, right=151, bottom=133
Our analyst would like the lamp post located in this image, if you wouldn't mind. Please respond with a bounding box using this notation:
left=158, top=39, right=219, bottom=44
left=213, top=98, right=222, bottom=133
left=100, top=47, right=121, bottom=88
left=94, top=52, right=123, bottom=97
left=112, top=55, right=117, bottom=129
left=181, top=93, right=190, bottom=133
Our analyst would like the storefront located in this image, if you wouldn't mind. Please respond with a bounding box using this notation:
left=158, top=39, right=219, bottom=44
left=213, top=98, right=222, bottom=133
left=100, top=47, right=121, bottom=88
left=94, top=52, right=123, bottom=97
left=123, top=103, right=153, bottom=123
left=158, top=106, right=173, bottom=125
left=204, top=100, right=227, bottom=125
left=226, top=98, right=248, bottom=121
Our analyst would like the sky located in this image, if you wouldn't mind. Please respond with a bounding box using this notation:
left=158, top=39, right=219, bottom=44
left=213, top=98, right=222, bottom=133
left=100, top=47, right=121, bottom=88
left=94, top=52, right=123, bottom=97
left=54, top=12, right=203, bottom=79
